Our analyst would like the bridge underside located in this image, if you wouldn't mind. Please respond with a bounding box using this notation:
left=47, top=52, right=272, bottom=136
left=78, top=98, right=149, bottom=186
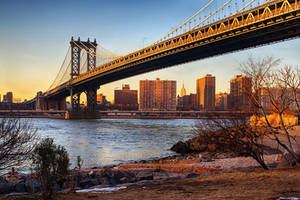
left=82, top=17, right=300, bottom=90
left=55, top=13, right=300, bottom=99
left=43, top=1, right=300, bottom=112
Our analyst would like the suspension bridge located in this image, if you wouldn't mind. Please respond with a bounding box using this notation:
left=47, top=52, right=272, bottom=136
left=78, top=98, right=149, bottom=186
left=31, top=0, right=300, bottom=114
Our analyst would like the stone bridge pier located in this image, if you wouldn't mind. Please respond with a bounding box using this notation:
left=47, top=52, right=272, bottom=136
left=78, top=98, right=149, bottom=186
left=69, top=86, right=99, bottom=112
left=36, top=92, right=66, bottom=111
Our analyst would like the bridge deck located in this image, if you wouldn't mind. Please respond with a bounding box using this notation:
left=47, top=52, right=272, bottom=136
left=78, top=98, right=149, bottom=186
left=45, top=0, right=300, bottom=98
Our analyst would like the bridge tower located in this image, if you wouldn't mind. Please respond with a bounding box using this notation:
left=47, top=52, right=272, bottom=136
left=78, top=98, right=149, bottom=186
left=69, top=37, right=99, bottom=112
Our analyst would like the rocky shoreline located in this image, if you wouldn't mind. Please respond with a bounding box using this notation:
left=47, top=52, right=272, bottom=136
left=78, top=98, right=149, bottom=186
left=0, top=133, right=287, bottom=196
left=0, top=149, right=282, bottom=196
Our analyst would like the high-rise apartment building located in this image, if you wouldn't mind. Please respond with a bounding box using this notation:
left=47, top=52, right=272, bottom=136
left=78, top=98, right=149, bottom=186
left=178, top=93, right=197, bottom=110
left=114, top=84, right=138, bottom=110
left=3, top=92, right=13, bottom=103
left=229, top=75, right=252, bottom=110
left=196, top=74, right=215, bottom=110
left=139, top=78, right=176, bottom=111
left=215, top=92, right=228, bottom=111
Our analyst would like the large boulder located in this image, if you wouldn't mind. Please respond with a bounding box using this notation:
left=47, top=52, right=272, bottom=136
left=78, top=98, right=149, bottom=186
left=170, top=141, right=189, bottom=154
left=0, top=183, right=12, bottom=194
left=14, top=183, right=26, bottom=193
left=136, top=170, right=154, bottom=181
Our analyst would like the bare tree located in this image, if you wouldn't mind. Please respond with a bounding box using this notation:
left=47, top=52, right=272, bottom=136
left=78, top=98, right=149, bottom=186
left=0, top=118, right=37, bottom=173
left=194, top=114, right=270, bottom=169
left=241, top=57, right=300, bottom=163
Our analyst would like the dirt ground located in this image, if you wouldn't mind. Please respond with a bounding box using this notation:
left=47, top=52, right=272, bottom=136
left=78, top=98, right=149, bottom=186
left=2, top=166, right=300, bottom=200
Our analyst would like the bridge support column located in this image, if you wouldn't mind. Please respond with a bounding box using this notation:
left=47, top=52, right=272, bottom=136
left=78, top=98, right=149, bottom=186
left=85, top=86, right=98, bottom=112
left=46, top=98, right=66, bottom=110
left=36, top=91, right=46, bottom=110
left=70, top=88, right=81, bottom=111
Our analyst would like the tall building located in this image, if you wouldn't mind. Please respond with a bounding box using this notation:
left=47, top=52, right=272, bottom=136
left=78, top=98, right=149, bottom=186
left=215, top=92, right=228, bottom=111
left=196, top=74, right=215, bottom=110
left=180, top=83, right=186, bottom=97
left=0, top=94, right=1, bottom=102
left=139, top=78, right=176, bottom=111
left=97, top=93, right=109, bottom=105
left=114, top=84, right=138, bottom=110
left=178, top=93, right=197, bottom=110
left=3, top=92, right=13, bottom=103
left=259, top=87, right=298, bottom=112
left=229, top=75, right=252, bottom=110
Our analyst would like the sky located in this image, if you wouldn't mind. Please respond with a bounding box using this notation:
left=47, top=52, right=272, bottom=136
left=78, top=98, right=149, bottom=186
left=0, top=0, right=299, bottom=102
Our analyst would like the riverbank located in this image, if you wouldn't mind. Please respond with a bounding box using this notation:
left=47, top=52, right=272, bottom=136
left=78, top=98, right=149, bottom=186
left=1, top=165, right=300, bottom=200
left=0, top=151, right=282, bottom=197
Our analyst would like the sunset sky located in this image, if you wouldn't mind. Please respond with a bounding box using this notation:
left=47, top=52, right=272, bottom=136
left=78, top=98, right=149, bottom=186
left=1, top=0, right=300, bottom=102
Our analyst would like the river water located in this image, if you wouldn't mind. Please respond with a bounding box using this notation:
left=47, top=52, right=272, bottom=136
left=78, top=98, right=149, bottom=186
left=31, top=118, right=196, bottom=169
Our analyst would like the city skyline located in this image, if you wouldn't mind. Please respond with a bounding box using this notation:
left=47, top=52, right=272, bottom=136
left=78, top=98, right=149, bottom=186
left=1, top=1, right=300, bottom=102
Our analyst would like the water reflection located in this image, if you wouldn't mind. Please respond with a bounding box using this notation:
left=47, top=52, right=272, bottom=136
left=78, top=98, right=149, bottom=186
left=32, top=118, right=196, bottom=168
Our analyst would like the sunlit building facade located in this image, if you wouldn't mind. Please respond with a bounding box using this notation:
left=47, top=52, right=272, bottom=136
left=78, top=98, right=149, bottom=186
left=196, top=74, right=215, bottom=110
left=228, top=75, right=252, bottom=111
left=114, top=84, right=138, bottom=110
left=139, top=78, right=176, bottom=111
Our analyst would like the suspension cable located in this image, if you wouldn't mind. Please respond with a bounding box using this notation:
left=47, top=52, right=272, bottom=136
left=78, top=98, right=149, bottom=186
left=72, top=40, right=118, bottom=59
left=89, top=42, right=118, bottom=56
left=88, top=42, right=116, bottom=56
left=79, top=41, right=119, bottom=59
left=145, top=0, right=217, bottom=47
left=191, top=0, right=233, bottom=30
left=235, top=0, right=256, bottom=14
left=47, top=46, right=71, bottom=91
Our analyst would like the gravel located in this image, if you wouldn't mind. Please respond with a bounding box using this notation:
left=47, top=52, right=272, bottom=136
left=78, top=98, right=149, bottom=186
left=188, top=154, right=279, bottom=170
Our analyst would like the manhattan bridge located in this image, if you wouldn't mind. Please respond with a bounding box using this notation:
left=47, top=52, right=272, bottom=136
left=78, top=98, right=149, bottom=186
left=31, top=0, right=300, bottom=114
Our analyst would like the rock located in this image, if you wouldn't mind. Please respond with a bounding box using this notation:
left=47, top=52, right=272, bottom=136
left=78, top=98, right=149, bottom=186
left=120, top=177, right=130, bottom=183
left=208, top=144, right=217, bottom=152
left=99, top=177, right=111, bottom=186
left=79, top=179, right=93, bottom=189
left=191, top=143, right=207, bottom=152
left=108, top=177, right=117, bottom=185
left=0, top=183, right=12, bottom=194
left=90, top=178, right=99, bottom=186
left=25, top=178, right=41, bottom=193
left=88, top=170, right=97, bottom=178
left=153, top=171, right=169, bottom=180
left=170, top=141, right=189, bottom=154
left=0, top=176, right=7, bottom=183
left=186, top=173, right=199, bottom=178
left=136, top=170, right=153, bottom=181
left=15, top=183, right=26, bottom=193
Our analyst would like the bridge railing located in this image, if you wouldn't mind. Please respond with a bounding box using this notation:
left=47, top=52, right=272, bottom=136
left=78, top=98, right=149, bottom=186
left=45, top=0, right=299, bottom=97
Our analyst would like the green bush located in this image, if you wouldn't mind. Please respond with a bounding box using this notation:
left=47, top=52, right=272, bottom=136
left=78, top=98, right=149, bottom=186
left=32, top=138, right=70, bottom=200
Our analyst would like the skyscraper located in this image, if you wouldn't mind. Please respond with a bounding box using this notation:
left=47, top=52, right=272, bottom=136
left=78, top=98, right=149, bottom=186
left=3, top=92, right=13, bottom=103
left=229, top=75, right=252, bottom=110
left=180, top=83, right=186, bottom=97
left=196, top=74, right=215, bottom=110
left=139, top=78, right=176, bottom=111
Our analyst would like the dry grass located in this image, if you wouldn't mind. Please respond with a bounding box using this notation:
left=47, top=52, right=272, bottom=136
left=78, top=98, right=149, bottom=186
left=1, top=166, right=300, bottom=200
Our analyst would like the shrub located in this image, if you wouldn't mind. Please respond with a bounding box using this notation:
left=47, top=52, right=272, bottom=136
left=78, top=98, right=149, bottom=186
left=32, top=138, right=70, bottom=200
